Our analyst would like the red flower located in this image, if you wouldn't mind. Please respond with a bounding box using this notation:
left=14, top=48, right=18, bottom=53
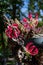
left=12, top=23, right=20, bottom=38
left=24, top=24, right=31, bottom=32
left=16, top=28, right=20, bottom=35
left=5, top=26, right=12, bottom=39
left=24, top=24, right=28, bottom=27
left=7, top=26, right=12, bottom=31
left=13, top=30, right=18, bottom=38
left=28, top=12, right=32, bottom=19
left=23, top=18, right=27, bottom=22
left=26, top=42, right=38, bottom=56
left=13, top=28, right=20, bottom=38
left=5, top=23, right=20, bottom=39
left=12, top=23, right=18, bottom=28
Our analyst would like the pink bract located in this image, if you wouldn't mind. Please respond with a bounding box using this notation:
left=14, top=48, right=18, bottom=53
left=28, top=12, right=32, bottom=19
left=26, top=42, right=38, bottom=56
left=12, top=23, right=18, bottom=28
left=23, top=18, right=27, bottom=22
left=5, top=27, right=12, bottom=39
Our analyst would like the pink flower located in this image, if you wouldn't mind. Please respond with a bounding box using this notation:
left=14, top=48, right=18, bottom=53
left=24, top=24, right=31, bottom=32
left=24, top=24, right=28, bottom=27
left=26, top=42, right=38, bottom=56
left=12, top=23, right=20, bottom=38
left=28, top=12, right=32, bottom=21
left=12, top=26, right=20, bottom=38
left=13, top=30, right=18, bottom=38
left=35, top=13, right=38, bottom=26
left=13, top=28, right=20, bottom=38
left=16, top=28, right=20, bottom=35
left=23, top=18, right=27, bottom=22
left=7, top=26, right=12, bottom=31
left=5, top=23, right=20, bottom=39
left=12, top=23, right=18, bottom=28
left=5, top=26, right=12, bottom=39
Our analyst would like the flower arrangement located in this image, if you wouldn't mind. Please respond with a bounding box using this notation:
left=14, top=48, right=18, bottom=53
left=4, top=12, right=40, bottom=63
